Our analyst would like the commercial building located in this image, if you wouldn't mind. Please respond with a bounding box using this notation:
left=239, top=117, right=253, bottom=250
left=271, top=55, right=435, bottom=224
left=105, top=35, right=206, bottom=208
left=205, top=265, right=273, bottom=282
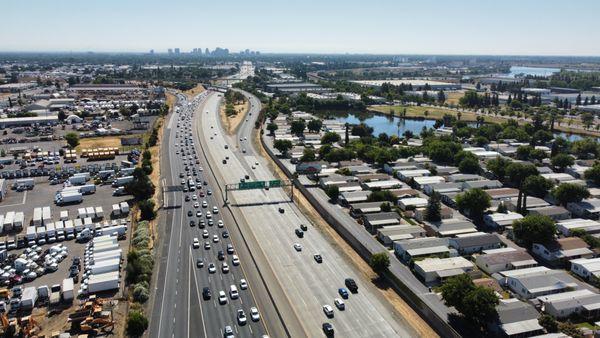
left=0, top=116, right=59, bottom=128
left=352, top=79, right=462, bottom=91
left=266, top=82, right=332, bottom=94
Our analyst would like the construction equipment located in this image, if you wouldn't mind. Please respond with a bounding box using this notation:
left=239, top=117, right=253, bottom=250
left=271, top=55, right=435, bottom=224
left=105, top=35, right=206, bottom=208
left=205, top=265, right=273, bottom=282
left=79, top=315, right=114, bottom=335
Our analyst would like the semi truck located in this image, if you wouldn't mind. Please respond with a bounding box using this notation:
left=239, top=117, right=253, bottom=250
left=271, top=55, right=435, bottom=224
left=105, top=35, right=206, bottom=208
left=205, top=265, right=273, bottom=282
left=85, top=272, right=119, bottom=294
left=33, top=207, right=43, bottom=226
left=95, top=225, right=127, bottom=238
left=62, top=278, right=74, bottom=302
left=68, top=175, right=87, bottom=186
left=112, top=175, right=133, bottom=187
left=86, top=258, right=120, bottom=275
left=15, top=178, right=34, bottom=190
left=26, top=227, right=37, bottom=246
left=64, top=220, right=75, bottom=240
left=19, top=287, right=37, bottom=310
left=55, top=192, right=83, bottom=205
left=79, top=184, right=96, bottom=195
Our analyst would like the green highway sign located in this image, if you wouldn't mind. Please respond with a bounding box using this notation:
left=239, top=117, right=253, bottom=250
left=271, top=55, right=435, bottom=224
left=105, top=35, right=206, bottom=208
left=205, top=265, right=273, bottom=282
left=268, top=180, right=282, bottom=188
left=239, top=181, right=265, bottom=190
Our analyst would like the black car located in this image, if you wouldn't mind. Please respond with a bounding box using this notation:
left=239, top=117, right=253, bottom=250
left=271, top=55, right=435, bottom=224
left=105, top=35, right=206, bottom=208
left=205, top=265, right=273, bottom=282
left=203, top=181, right=208, bottom=186
left=278, top=208, right=285, bottom=214
left=189, top=220, right=196, bottom=227
left=300, top=224, right=308, bottom=231
left=295, top=228, right=304, bottom=238
left=185, top=195, right=191, bottom=202
left=199, top=220, right=206, bottom=228
left=345, top=278, right=358, bottom=293
left=196, top=258, right=204, bottom=268
left=222, top=231, right=229, bottom=238
left=202, top=287, right=211, bottom=300
left=218, top=250, right=225, bottom=261
left=314, top=254, right=323, bottom=263
left=187, top=211, right=193, bottom=217
left=322, top=323, right=334, bottom=336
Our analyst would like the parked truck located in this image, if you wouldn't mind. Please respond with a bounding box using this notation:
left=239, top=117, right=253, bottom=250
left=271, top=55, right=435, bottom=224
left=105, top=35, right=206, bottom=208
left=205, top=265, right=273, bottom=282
left=88, top=243, right=119, bottom=254
left=42, top=206, right=51, bottom=225
left=59, top=210, right=69, bottom=221
left=55, top=192, right=83, bottom=205
left=55, top=221, right=65, bottom=241
left=95, top=225, right=127, bottom=238
left=112, top=204, right=121, bottom=217
left=20, top=286, right=37, bottom=310
left=119, top=202, right=130, bottom=215
left=36, top=227, right=46, bottom=245
left=85, top=272, right=119, bottom=294
left=86, top=258, right=120, bottom=275
left=13, top=212, right=24, bottom=230
left=26, top=227, right=36, bottom=245
left=95, top=206, right=104, bottom=219
left=62, top=278, right=74, bottom=302
left=68, top=175, right=87, bottom=186
left=64, top=220, right=75, bottom=240
left=3, top=211, right=14, bottom=232
left=86, top=249, right=122, bottom=265
left=112, top=175, right=133, bottom=187
left=15, top=178, right=34, bottom=191
left=32, top=207, right=42, bottom=226
left=79, top=184, right=96, bottom=195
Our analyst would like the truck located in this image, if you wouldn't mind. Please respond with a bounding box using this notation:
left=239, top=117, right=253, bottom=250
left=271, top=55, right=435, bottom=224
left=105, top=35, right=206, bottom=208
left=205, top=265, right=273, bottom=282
left=85, top=272, right=119, bottom=294
left=95, top=225, right=127, bottom=238
left=36, top=227, right=46, bottom=245
left=73, top=218, right=84, bottom=233
left=112, top=204, right=121, bottom=217
left=62, top=278, right=74, bottom=302
left=55, top=192, right=83, bottom=205
left=112, top=186, right=126, bottom=196
left=68, top=175, right=87, bottom=186
left=49, top=284, right=61, bottom=306
left=83, top=217, right=93, bottom=229
left=3, top=211, right=14, bottom=232
left=13, top=212, right=24, bottom=230
left=55, top=221, right=65, bottom=241
left=89, top=243, right=119, bottom=254
left=86, top=259, right=120, bottom=275
left=120, top=160, right=133, bottom=168
left=33, top=207, right=42, bottom=226
left=25, top=227, right=37, bottom=245
left=119, top=202, right=130, bottom=215
left=45, top=222, right=56, bottom=243
left=37, top=285, right=49, bottom=303
left=76, top=228, right=93, bottom=242
left=64, top=220, right=75, bottom=240
left=20, top=287, right=37, bottom=310
left=119, top=167, right=135, bottom=177
left=97, top=170, right=115, bottom=180
left=95, top=206, right=104, bottom=219
left=73, top=172, right=90, bottom=180
left=42, top=206, right=51, bottom=225
left=86, top=207, right=95, bottom=219
left=78, top=207, right=87, bottom=219
left=92, top=235, right=117, bottom=245
left=79, top=184, right=96, bottom=195
left=59, top=210, right=69, bottom=221
left=112, top=175, right=133, bottom=187
left=87, top=249, right=122, bottom=265
left=15, top=178, right=34, bottom=190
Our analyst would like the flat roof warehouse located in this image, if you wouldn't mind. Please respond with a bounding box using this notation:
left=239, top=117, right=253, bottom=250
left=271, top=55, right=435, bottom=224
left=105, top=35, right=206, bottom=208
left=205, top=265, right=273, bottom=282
left=352, top=79, right=462, bottom=90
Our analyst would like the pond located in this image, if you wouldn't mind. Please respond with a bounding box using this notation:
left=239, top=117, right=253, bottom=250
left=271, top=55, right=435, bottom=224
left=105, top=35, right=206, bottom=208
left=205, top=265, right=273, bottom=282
left=506, top=66, right=560, bottom=78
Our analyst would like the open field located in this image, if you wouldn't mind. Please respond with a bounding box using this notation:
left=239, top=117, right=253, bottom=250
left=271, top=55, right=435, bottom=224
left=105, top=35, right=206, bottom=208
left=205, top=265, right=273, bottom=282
left=445, top=91, right=463, bottom=105
left=76, top=136, right=123, bottom=150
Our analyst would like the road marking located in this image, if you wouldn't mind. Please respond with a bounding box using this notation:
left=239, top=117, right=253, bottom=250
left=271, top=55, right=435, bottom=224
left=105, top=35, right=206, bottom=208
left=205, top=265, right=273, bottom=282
left=190, top=246, right=208, bottom=338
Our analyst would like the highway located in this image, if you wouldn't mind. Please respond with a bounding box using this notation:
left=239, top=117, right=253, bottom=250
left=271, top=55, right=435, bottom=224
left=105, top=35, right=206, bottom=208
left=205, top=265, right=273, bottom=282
left=148, top=92, right=284, bottom=338
left=194, top=90, right=419, bottom=337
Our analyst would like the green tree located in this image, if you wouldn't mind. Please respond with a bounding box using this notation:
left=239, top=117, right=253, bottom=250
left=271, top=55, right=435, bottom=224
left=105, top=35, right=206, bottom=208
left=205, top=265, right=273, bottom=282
left=139, top=199, right=156, bottom=221
left=552, top=183, right=590, bottom=206
left=506, top=163, right=539, bottom=213
left=458, top=157, right=481, bottom=174
left=65, top=132, right=79, bottom=149
left=571, top=138, right=599, bottom=158
left=324, top=185, right=339, bottom=201
left=459, top=286, right=500, bottom=329
left=584, top=163, right=600, bottom=185
left=486, top=157, right=512, bottom=180
left=321, top=132, right=341, bottom=144
left=126, top=310, right=149, bottom=337
left=367, top=190, right=398, bottom=203
left=266, top=122, right=278, bottom=136
left=425, top=192, right=442, bottom=222
left=300, top=148, right=316, bottom=162
left=581, top=112, right=594, bottom=129
left=273, top=139, right=293, bottom=156
left=516, top=145, right=533, bottom=160
left=440, top=274, right=474, bottom=308
left=550, top=153, right=575, bottom=172
left=455, top=188, right=491, bottom=223
left=380, top=202, right=392, bottom=212
left=369, top=252, right=390, bottom=275
left=513, top=214, right=556, bottom=248
left=290, top=120, right=306, bottom=136
left=522, top=175, right=553, bottom=198
left=538, top=314, right=559, bottom=333
left=125, top=167, right=155, bottom=201
left=307, top=119, right=323, bottom=133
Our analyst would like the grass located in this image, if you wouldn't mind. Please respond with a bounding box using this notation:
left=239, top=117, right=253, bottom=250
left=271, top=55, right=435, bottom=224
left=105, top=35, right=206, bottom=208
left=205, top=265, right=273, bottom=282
left=76, top=136, right=123, bottom=151
left=445, top=91, right=463, bottom=105
left=575, top=321, right=596, bottom=330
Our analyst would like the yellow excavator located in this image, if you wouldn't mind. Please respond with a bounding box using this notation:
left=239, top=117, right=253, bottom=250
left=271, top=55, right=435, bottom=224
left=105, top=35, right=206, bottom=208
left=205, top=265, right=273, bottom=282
left=1, top=313, right=42, bottom=337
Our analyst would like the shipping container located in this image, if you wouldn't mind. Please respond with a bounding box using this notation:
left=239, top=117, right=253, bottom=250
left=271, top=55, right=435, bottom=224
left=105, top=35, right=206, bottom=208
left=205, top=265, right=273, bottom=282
left=86, top=258, right=120, bottom=275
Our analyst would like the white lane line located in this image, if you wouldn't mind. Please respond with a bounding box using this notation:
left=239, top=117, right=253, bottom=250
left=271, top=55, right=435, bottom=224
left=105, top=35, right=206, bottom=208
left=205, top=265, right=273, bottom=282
left=190, top=246, right=208, bottom=338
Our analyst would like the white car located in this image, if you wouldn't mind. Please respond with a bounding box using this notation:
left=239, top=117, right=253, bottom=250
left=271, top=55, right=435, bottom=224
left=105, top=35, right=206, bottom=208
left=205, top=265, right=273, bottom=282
left=206, top=211, right=212, bottom=219
left=230, top=285, right=239, bottom=299
left=222, top=262, right=230, bottom=273
left=192, top=194, right=198, bottom=200
left=323, top=304, right=334, bottom=318
left=202, top=230, right=209, bottom=238
left=232, top=255, right=240, bottom=266
left=217, top=220, right=224, bottom=228
left=218, top=291, right=227, bottom=304
left=208, top=263, right=216, bottom=273
left=293, top=243, right=302, bottom=251
left=213, top=206, right=219, bottom=214
left=237, top=309, right=247, bottom=325
left=250, top=307, right=260, bottom=321
left=204, top=241, right=211, bottom=250
left=202, top=201, right=208, bottom=208
left=193, top=202, right=200, bottom=208
left=240, top=279, right=248, bottom=290
left=334, top=298, right=345, bottom=310
left=192, top=238, right=200, bottom=249
left=213, top=235, right=219, bottom=243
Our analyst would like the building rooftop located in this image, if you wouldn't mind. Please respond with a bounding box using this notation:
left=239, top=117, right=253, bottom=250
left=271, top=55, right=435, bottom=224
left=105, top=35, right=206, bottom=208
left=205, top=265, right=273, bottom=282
left=414, top=256, right=473, bottom=273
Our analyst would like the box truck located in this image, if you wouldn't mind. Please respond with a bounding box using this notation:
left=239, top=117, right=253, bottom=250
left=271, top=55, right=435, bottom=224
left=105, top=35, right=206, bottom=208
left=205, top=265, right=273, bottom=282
left=78, top=208, right=87, bottom=219
left=45, top=222, right=56, bottom=243
left=119, top=202, right=130, bottom=215
left=59, top=210, right=69, bottom=221
left=42, top=207, right=51, bottom=225
left=36, top=227, right=46, bottom=245
left=112, top=204, right=121, bottom=217
left=79, top=184, right=96, bottom=195
left=15, top=178, right=34, bottom=190
left=62, top=278, right=74, bottom=302
left=95, top=225, right=127, bottom=238
left=3, top=212, right=14, bottom=232
left=86, top=273, right=119, bottom=294
left=112, top=176, right=133, bottom=187
left=68, top=175, right=87, bottom=186
left=73, top=218, right=84, bottom=233
left=13, top=212, right=24, bottom=230
left=55, top=221, right=65, bottom=241
left=55, top=192, right=83, bottom=205
left=86, top=259, right=120, bottom=275
left=64, top=220, right=75, bottom=240
left=19, top=287, right=37, bottom=310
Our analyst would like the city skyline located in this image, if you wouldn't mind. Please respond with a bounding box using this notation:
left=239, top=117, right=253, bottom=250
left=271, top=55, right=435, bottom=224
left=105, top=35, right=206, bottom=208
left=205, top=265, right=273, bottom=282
left=2, top=0, right=600, bottom=56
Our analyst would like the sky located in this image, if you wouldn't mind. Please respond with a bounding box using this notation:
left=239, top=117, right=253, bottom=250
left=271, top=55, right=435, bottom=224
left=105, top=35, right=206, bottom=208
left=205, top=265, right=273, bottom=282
left=2, top=0, right=600, bottom=56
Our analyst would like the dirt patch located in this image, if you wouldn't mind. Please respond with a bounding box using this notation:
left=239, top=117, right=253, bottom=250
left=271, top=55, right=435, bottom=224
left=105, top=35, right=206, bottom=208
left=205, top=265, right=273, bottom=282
left=254, top=130, right=438, bottom=338
left=220, top=99, right=249, bottom=135
left=76, top=136, right=123, bottom=151
left=183, top=84, right=205, bottom=99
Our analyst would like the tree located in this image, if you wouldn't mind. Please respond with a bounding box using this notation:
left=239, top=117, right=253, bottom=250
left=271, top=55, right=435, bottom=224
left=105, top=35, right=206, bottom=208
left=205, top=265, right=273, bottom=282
left=581, top=112, right=594, bottom=129
left=552, top=183, right=590, bottom=206
left=506, top=163, right=539, bottom=213
left=125, top=168, right=155, bottom=200
left=380, top=202, right=392, bottom=212
left=455, top=188, right=491, bottom=223
left=584, top=163, right=600, bottom=185
left=516, top=145, right=533, bottom=160
left=321, top=132, right=341, bottom=144
left=459, top=286, right=500, bottom=328
left=367, top=190, right=398, bottom=203
left=58, top=110, right=67, bottom=121
left=458, top=157, right=481, bottom=174
left=437, top=90, right=445, bottom=104
left=273, top=139, right=293, bottom=156
left=126, top=310, right=149, bottom=337
left=369, top=252, right=390, bottom=275
left=551, top=153, right=574, bottom=172
left=307, top=119, right=323, bottom=133
left=440, top=274, right=474, bottom=308
left=571, top=138, right=599, bottom=158
left=290, top=120, right=306, bottom=136
left=139, top=199, right=156, bottom=220
left=522, top=175, right=553, bottom=198
left=486, top=157, right=512, bottom=180
left=324, top=185, right=339, bottom=201
left=538, top=314, right=559, bottom=333
left=513, top=214, right=556, bottom=248
left=65, top=132, right=79, bottom=149
left=425, top=192, right=442, bottom=222
left=300, top=148, right=316, bottom=162
left=266, top=122, right=278, bottom=136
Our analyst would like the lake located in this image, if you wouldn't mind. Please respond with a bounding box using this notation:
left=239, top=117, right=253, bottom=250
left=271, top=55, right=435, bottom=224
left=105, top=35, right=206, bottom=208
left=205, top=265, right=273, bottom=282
left=507, top=66, right=560, bottom=78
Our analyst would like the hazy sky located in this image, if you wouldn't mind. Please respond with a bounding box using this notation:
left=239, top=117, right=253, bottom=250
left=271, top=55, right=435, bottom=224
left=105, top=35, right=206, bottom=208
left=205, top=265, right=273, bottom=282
left=2, top=0, right=599, bottom=55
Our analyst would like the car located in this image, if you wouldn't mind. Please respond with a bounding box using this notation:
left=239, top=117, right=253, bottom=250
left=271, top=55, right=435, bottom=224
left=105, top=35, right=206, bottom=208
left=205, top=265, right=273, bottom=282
left=278, top=207, right=285, bottom=213
left=230, top=285, right=239, bottom=299
left=227, top=244, right=234, bottom=254
left=240, top=279, right=248, bottom=290
left=213, top=206, right=219, bottom=214
left=242, top=149, right=246, bottom=153
left=204, top=241, right=211, bottom=250
left=222, top=262, right=230, bottom=273
left=202, top=201, right=208, bottom=208
left=222, top=231, right=229, bottom=238
left=237, top=309, right=247, bottom=325
left=206, top=211, right=212, bottom=219
left=193, top=202, right=200, bottom=208
left=218, top=291, right=227, bottom=304
left=187, top=211, right=193, bottom=217
left=207, top=189, right=212, bottom=195
left=196, top=258, right=204, bottom=268
left=232, top=255, right=240, bottom=266
left=196, top=211, right=203, bottom=217
left=250, top=307, right=260, bottom=322
left=293, top=243, right=302, bottom=251
left=322, top=305, right=334, bottom=318
left=189, top=220, right=196, bottom=227
left=199, top=191, right=205, bottom=197
left=345, top=278, right=358, bottom=293
left=207, top=219, right=214, bottom=226
left=192, top=194, right=198, bottom=200
left=185, top=195, right=191, bottom=202
left=322, top=323, right=334, bottom=336
left=295, top=228, right=304, bottom=238
left=218, top=250, right=225, bottom=261
left=203, top=181, right=208, bottom=185
left=223, top=325, right=234, bottom=338
left=300, top=223, right=308, bottom=231
left=217, top=220, right=224, bottom=228
left=338, top=288, right=349, bottom=299
left=213, top=235, right=219, bottom=243
left=314, top=254, right=323, bottom=263
left=199, top=220, right=206, bottom=228
left=202, top=287, right=211, bottom=300
left=202, top=229, right=209, bottom=238
left=334, top=298, right=345, bottom=310
left=192, top=238, right=200, bottom=249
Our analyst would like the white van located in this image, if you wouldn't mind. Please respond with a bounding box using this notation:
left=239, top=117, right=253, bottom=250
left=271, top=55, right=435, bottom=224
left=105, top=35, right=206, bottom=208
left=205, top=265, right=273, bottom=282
left=229, top=285, right=239, bottom=299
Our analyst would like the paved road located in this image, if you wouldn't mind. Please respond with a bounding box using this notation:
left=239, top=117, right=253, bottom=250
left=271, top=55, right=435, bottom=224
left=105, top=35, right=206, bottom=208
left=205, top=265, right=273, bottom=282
left=148, top=92, right=276, bottom=338
left=196, top=90, right=418, bottom=337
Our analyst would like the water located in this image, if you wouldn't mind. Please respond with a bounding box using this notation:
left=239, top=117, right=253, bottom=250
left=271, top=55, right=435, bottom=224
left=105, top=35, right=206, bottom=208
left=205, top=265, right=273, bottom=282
left=507, top=66, right=560, bottom=78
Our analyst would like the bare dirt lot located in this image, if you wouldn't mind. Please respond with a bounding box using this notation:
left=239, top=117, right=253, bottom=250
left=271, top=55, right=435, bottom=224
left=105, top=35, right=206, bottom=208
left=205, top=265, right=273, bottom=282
left=220, top=100, right=249, bottom=134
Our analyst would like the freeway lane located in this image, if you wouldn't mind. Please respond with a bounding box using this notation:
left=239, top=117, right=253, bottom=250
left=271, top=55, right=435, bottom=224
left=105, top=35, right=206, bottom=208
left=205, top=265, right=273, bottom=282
left=196, top=91, right=418, bottom=337
left=149, top=92, right=271, bottom=338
